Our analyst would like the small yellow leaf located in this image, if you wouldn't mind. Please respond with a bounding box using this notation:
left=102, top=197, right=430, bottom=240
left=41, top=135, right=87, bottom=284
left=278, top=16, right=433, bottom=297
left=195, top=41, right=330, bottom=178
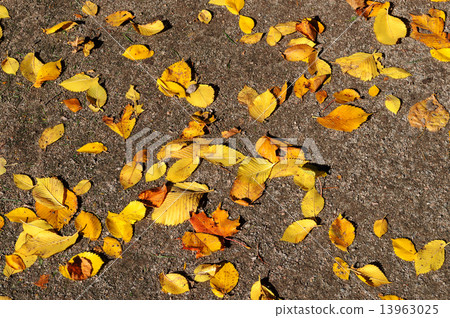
left=119, top=201, right=146, bottom=224
left=333, top=89, right=361, bottom=104
left=317, top=105, right=371, bottom=132
left=33, top=59, right=62, bottom=87
left=368, top=85, right=380, bottom=97
left=131, top=20, right=164, bottom=36
left=125, top=85, right=140, bottom=105
left=38, top=123, right=64, bottom=150
left=31, top=177, right=65, bottom=210
left=35, top=189, right=78, bottom=230
left=274, top=21, right=298, bottom=35
left=293, top=167, right=316, bottom=191
left=62, top=98, right=82, bottom=112
left=373, top=6, right=407, bottom=45
left=194, top=263, right=220, bottom=282
left=159, top=272, right=190, bottom=295
left=0, top=157, right=6, bottom=176
left=239, top=33, right=264, bottom=44
left=280, top=219, right=317, bottom=243
left=83, top=41, right=95, bottom=57
left=198, top=10, right=212, bottom=24
left=105, top=212, right=134, bottom=242
left=43, top=21, right=77, bottom=34
left=385, top=95, right=401, bottom=114
left=5, top=207, right=38, bottom=223
left=210, top=262, right=239, bottom=298
left=430, top=48, right=450, bottom=62
left=237, top=85, right=258, bottom=106
left=59, top=73, right=98, bottom=92
left=81, top=1, right=98, bottom=16
left=0, top=5, right=10, bottom=18
left=415, top=240, right=447, bottom=275
left=378, top=294, right=404, bottom=300
left=73, top=180, right=91, bottom=196
left=353, top=264, right=391, bottom=287
left=103, top=237, right=122, bottom=258
left=145, top=162, right=167, bottom=182
left=266, top=26, right=282, bottom=46
left=182, top=232, right=224, bottom=258
left=282, top=44, right=315, bottom=62
left=301, top=188, right=324, bottom=218
left=250, top=276, right=278, bottom=300
left=333, top=257, right=350, bottom=280
left=248, top=89, right=277, bottom=122
left=373, top=218, right=388, bottom=238
left=186, top=84, right=215, bottom=108
left=105, top=11, right=134, bottom=27
left=1, top=56, right=19, bottom=75
left=380, top=67, right=412, bottom=78
left=239, top=15, right=255, bottom=34
left=103, top=105, right=136, bottom=139
left=329, top=214, right=355, bottom=252
left=0, top=215, right=4, bottom=230
left=225, top=0, right=244, bottom=15
left=77, top=142, right=107, bottom=154
left=160, top=60, right=192, bottom=88
left=392, top=238, right=417, bottom=262
left=288, top=37, right=316, bottom=47
left=119, top=161, right=143, bottom=190
left=13, top=174, right=34, bottom=190
left=75, top=211, right=102, bottom=241
left=122, top=45, right=154, bottom=60
left=86, top=80, right=107, bottom=108
left=335, top=52, right=383, bottom=81
left=20, top=53, right=43, bottom=83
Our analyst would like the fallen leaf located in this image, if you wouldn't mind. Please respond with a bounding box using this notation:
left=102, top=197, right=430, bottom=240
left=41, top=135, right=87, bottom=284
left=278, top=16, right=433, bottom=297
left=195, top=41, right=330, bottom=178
left=83, top=40, right=95, bottom=57
left=190, top=205, right=240, bottom=237
left=139, top=184, right=168, bottom=208
left=103, top=105, right=136, bottom=139
left=159, top=60, right=192, bottom=90
left=266, top=26, right=282, bottom=46
left=0, top=157, right=6, bottom=176
left=185, top=84, right=215, bottom=108
left=194, top=263, right=220, bottom=282
left=301, top=188, right=324, bottom=218
left=31, top=177, right=65, bottom=210
left=385, top=95, right=401, bottom=114
left=62, top=98, right=82, bottom=112
left=36, top=189, right=78, bottom=230
left=131, top=20, right=164, bottom=36
left=373, top=218, right=388, bottom=238
left=315, top=90, right=328, bottom=103
left=159, top=272, right=190, bottom=295
left=410, top=9, right=450, bottom=50
left=122, top=45, right=154, bottom=60
left=373, top=5, right=407, bottom=45
left=293, top=167, right=316, bottom=191
left=378, top=294, right=404, bottom=300
left=392, top=238, right=417, bottom=262
left=222, top=127, right=241, bottom=138
left=200, top=144, right=246, bottom=166
left=239, top=33, right=264, bottom=44
left=34, top=274, right=50, bottom=289
left=329, top=214, right=355, bottom=252
left=43, top=21, right=77, bottom=34
left=102, top=237, right=122, bottom=258
left=407, top=94, right=449, bottom=132
left=282, top=44, right=316, bottom=62
left=368, top=85, right=380, bottom=97
left=145, top=162, right=167, bottom=182
left=317, top=105, right=371, bottom=132
left=248, top=89, right=277, bottom=122
left=34, top=59, right=62, bottom=87
left=210, top=262, right=239, bottom=298
left=120, top=161, right=143, bottom=189
left=296, top=18, right=320, bottom=41
left=82, top=1, right=98, bottom=16
left=255, top=136, right=279, bottom=164
left=75, top=211, right=102, bottom=240
left=105, top=212, right=133, bottom=242
left=5, top=254, right=26, bottom=271
left=333, top=257, right=350, bottom=280
left=86, top=80, right=107, bottom=109
left=353, top=264, right=391, bottom=287
left=20, top=53, right=43, bottom=84
left=0, top=5, right=10, bottom=18
left=280, top=219, right=317, bottom=243
left=59, top=73, right=98, bottom=92
left=335, top=52, right=383, bottom=81
left=239, top=15, right=255, bottom=34
left=5, top=207, right=38, bottom=223
left=105, top=11, right=134, bottom=27
left=198, top=10, right=212, bottom=24
left=182, top=232, right=224, bottom=258
left=415, top=240, right=447, bottom=275
left=38, top=123, right=64, bottom=150
left=380, top=67, right=411, bottom=79
left=73, top=179, right=91, bottom=196
left=250, top=276, right=278, bottom=300
left=0, top=216, right=4, bottom=230
left=430, top=48, right=450, bottom=62
left=333, top=89, right=361, bottom=104
left=1, top=56, right=19, bottom=75
left=77, top=142, right=107, bottom=154
left=59, top=252, right=103, bottom=280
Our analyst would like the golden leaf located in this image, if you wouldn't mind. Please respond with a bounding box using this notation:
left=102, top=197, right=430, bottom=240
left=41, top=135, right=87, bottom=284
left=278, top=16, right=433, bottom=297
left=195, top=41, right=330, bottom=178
left=224, top=0, right=244, bottom=15
left=239, top=33, right=264, bottom=44
left=13, top=174, right=34, bottom=190
left=198, top=10, right=212, bottom=24
left=430, top=48, right=450, bottom=62
left=335, top=52, right=383, bottom=81
left=1, top=56, right=19, bottom=75
left=82, top=1, right=98, bottom=16
left=378, top=294, right=404, bottom=300
left=274, top=21, right=298, bottom=35
left=368, top=85, right=380, bottom=97
left=380, top=67, right=411, bottom=79
left=77, top=142, right=107, bottom=154
left=315, top=90, right=328, bottom=104
left=301, top=188, right=324, bottom=218
left=407, top=94, right=449, bottom=132
left=317, top=105, right=371, bottom=132
left=38, top=123, right=64, bottom=150
left=105, top=11, right=134, bottom=27
left=282, top=44, right=316, bottom=62
left=333, top=257, right=350, bottom=280
left=200, top=145, right=246, bottom=166
left=392, top=238, right=417, bottom=262
left=59, top=73, right=98, bottom=92
left=36, top=189, right=78, bottom=230
left=75, top=211, right=102, bottom=240
left=20, top=53, right=43, bottom=83
left=266, top=26, right=282, bottom=46
left=329, top=214, right=355, bottom=252
left=248, top=89, right=277, bottom=122
left=160, top=60, right=192, bottom=89
left=182, top=232, right=224, bottom=258
left=122, top=45, right=154, bottom=60
left=185, top=84, right=215, bottom=108
left=145, top=161, right=167, bottom=182
left=59, top=252, right=103, bottom=280
left=410, top=9, right=450, bottom=49
left=131, top=20, right=164, bottom=36
left=159, top=272, right=190, bottom=294
left=5, top=254, right=26, bottom=271
left=103, top=105, right=136, bottom=139
left=105, top=212, right=134, bottom=242
left=43, top=21, right=77, bottom=34
left=166, top=158, right=199, bottom=183
left=5, top=207, right=38, bottom=223
left=194, top=263, right=220, bottom=282
left=415, top=240, right=448, bottom=275
left=102, top=237, right=123, bottom=258
left=34, top=59, right=62, bottom=87
left=293, top=167, right=316, bottom=191
left=32, top=177, right=65, bottom=210
left=86, top=80, right=107, bottom=108
left=239, top=15, right=255, bottom=34
left=210, top=262, right=239, bottom=298
left=385, top=95, right=401, bottom=114
left=0, top=5, right=10, bottom=18
left=373, top=218, right=388, bottom=238
left=281, top=219, right=317, bottom=243
left=353, top=264, right=391, bottom=287
left=373, top=6, right=407, bottom=45
left=333, top=89, right=361, bottom=104
left=119, top=161, right=143, bottom=189
left=73, top=179, right=91, bottom=196
left=62, top=98, right=82, bottom=112
left=250, top=276, right=278, bottom=300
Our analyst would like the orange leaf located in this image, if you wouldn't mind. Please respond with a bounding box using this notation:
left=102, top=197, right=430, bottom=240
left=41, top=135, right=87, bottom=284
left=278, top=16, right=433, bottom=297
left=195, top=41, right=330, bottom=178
left=138, top=184, right=168, bottom=208
left=181, top=232, right=224, bottom=258
left=102, top=105, right=136, bottom=139
left=317, top=105, right=371, bottom=132
left=296, top=19, right=318, bottom=41
left=329, top=214, right=355, bottom=252
left=34, top=274, right=50, bottom=289
left=190, top=204, right=240, bottom=237
left=62, top=98, right=82, bottom=112
left=282, top=44, right=316, bottom=62
left=255, top=136, right=279, bottom=164
left=36, top=189, right=78, bottom=230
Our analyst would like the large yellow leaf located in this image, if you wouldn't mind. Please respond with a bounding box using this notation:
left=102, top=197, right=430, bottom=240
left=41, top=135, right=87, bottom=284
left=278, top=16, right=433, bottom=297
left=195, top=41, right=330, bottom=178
left=210, top=262, right=239, bottom=298
left=301, top=188, right=324, bottom=217
left=105, top=212, right=134, bottom=242
left=239, top=15, right=255, bottom=34
left=103, top=105, right=136, bottom=139
left=86, top=81, right=107, bottom=109
left=160, top=60, right=192, bottom=88
left=59, top=252, right=103, bottom=280
left=225, top=0, right=244, bottom=15
left=34, top=59, right=62, bottom=87
left=77, top=142, right=107, bottom=154
left=380, top=67, right=411, bottom=79
left=43, top=21, right=77, bottom=34
left=152, top=182, right=210, bottom=226
left=373, top=6, right=407, bottom=45
left=119, top=161, right=143, bottom=189
left=335, top=52, right=383, bottom=81
left=5, top=207, right=38, bottom=223
left=131, top=20, right=164, bottom=36
left=317, top=105, right=371, bottom=132
left=13, top=174, right=34, bottom=190
left=333, top=257, right=350, bottom=281
left=122, top=45, right=154, bottom=60
left=250, top=276, right=278, bottom=300
left=32, top=177, right=65, bottom=210
left=119, top=201, right=146, bottom=224
left=105, top=11, right=134, bottom=26
left=166, top=158, right=199, bottom=183
left=392, top=238, right=417, bottom=262
left=75, top=211, right=102, bottom=240
left=329, top=214, right=355, bottom=252
left=249, top=89, right=277, bottom=122
left=145, top=161, right=167, bottom=182
left=282, top=44, right=316, bottom=62
left=38, top=123, right=64, bottom=150
left=280, top=219, right=317, bottom=243
left=36, top=189, right=78, bottom=230
left=430, top=48, right=450, bottom=62
left=20, top=53, right=43, bottom=83
left=59, top=73, right=98, bottom=92
left=415, top=240, right=447, bottom=275
left=159, top=273, right=190, bottom=294
left=186, top=84, right=215, bottom=108
left=1, top=56, right=19, bottom=75
left=16, top=229, right=78, bottom=258
left=200, top=145, right=246, bottom=166
left=353, top=264, right=391, bottom=287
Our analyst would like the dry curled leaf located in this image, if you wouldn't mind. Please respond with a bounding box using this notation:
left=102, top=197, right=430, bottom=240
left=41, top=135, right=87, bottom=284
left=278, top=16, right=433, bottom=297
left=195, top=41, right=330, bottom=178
left=59, top=252, right=103, bottom=280
left=408, top=95, right=449, bottom=132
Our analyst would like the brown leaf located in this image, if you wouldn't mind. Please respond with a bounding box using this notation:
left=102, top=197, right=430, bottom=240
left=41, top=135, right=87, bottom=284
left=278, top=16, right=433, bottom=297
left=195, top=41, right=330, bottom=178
left=34, top=274, right=50, bottom=289
left=408, top=94, right=449, bottom=132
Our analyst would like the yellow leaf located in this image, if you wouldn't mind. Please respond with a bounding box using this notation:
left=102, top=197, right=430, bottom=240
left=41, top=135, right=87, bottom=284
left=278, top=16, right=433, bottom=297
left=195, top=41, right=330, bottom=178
left=5, top=207, right=38, bottom=223
left=35, top=189, right=78, bottom=230
left=160, top=60, right=192, bottom=88
left=0, top=5, right=10, bottom=18
left=430, top=48, right=450, bottom=62
left=407, top=94, right=449, bottom=132
left=13, top=174, right=34, bottom=190
left=329, top=214, right=355, bottom=252
left=20, top=53, right=43, bottom=83
left=210, top=262, right=239, bottom=298
left=73, top=179, right=91, bottom=196
left=255, top=136, right=279, bottom=164
left=125, top=85, right=140, bottom=105
left=32, top=177, right=65, bottom=210
left=145, top=161, right=167, bottom=182
left=59, top=73, right=98, bottom=92
left=368, top=85, right=380, bottom=97
left=410, top=9, right=449, bottom=49
left=159, top=273, right=190, bottom=294
left=38, top=123, right=64, bottom=150
left=288, top=37, right=316, bottom=47
left=274, top=21, right=298, bottom=35
left=266, top=26, right=282, bottom=46
left=186, top=84, right=215, bottom=108
left=380, top=67, right=411, bottom=78
left=3, top=253, right=37, bottom=277
left=378, top=294, right=404, bottom=300
left=0, top=157, right=5, bottom=176
left=269, top=159, right=302, bottom=178
left=200, top=144, right=246, bottom=166
left=103, top=105, right=136, bottom=139
left=131, top=20, right=164, bottom=36
left=1, top=56, right=19, bottom=75
left=181, top=232, right=224, bottom=258
left=392, top=238, right=417, bottom=262
left=373, top=6, right=407, bottom=45
left=152, top=182, right=210, bottom=226
left=415, top=240, right=447, bottom=275
left=225, top=0, right=244, bottom=15
left=43, top=21, right=77, bottom=34
left=249, top=89, right=277, bottom=122
left=0, top=215, right=4, bottom=230
left=250, top=276, right=278, bottom=300
left=317, top=105, right=371, bottom=132
left=353, top=264, right=391, bottom=287
left=194, top=263, right=220, bottom=282
left=77, top=142, right=107, bottom=154
left=122, top=45, right=154, bottom=60
left=373, top=218, right=388, bottom=238
left=333, top=257, right=350, bottom=280
left=237, top=85, right=258, bottom=106
left=157, top=79, right=187, bottom=98
left=82, top=1, right=98, bottom=16
left=120, top=161, right=143, bottom=190
left=86, top=80, right=107, bottom=108
left=333, top=89, right=361, bottom=104
left=182, top=121, right=206, bottom=139
left=22, top=219, right=54, bottom=236
left=281, top=219, right=317, bottom=243
left=16, top=228, right=78, bottom=258
left=62, top=98, right=82, bottom=112
left=105, top=212, right=134, bottom=242
left=239, top=15, right=255, bottom=34
left=239, top=33, right=263, bottom=44
left=315, top=90, right=328, bottom=104
left=301, top=188, right=324, bottom=218
left=385, top=95, right=401, bottom=114
left=5, top=254, right=26, bottom=271
left=59, top=252, right=103, bottom=280
left=335, top=52, right=383, bottom=81
left=102, top=237, right=122, bottom=258
left=166, top=158, right=199, bottom=183
left=282, top=44, right=315, bottom=62
left=105, top=11, right=134, bottom=27
left=119, top=201, right=146, bottom=224
left=293, top=75, right=310, bottom=99
left=208, top=0, right=227, bottom=6
left=75, top=211, right=102, bottom=240
left=293, top=167, right=316, bottom=191
left=198, top=10, right=212, bottom=24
